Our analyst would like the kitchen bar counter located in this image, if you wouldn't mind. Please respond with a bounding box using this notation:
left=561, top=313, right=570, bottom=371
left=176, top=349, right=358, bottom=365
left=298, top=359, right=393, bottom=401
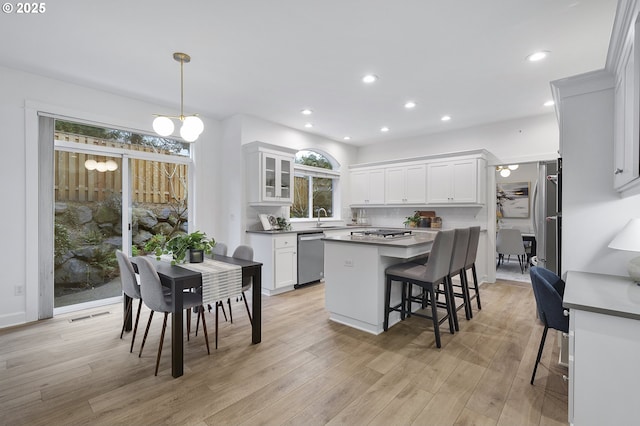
left=323, top=230, right=437, bottom=334
left=246, top=225, right=370, bottom=235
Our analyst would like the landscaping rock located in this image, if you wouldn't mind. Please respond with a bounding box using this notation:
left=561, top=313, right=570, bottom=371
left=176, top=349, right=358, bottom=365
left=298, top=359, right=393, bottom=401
left=76, top=205, right=93, bottom=224
left=133, top=229, right=153, bottom=245
left=133, top=208, right=158, bottom=230
left=94, top=204, right=119, bottom=224
left=56, top=258, right=104, bottom=285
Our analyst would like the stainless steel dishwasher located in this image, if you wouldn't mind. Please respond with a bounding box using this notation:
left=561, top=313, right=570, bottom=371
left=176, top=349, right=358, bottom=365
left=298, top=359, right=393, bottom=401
left=296, top=232, right=324, bottom=287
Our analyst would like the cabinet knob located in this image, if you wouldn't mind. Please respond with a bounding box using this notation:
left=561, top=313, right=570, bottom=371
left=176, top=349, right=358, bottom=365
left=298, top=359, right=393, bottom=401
left=562, top=374, right=569, bottom=382
left=563, top=309, right=569, bottom=317
left=614, top=168, right=624, bottom=175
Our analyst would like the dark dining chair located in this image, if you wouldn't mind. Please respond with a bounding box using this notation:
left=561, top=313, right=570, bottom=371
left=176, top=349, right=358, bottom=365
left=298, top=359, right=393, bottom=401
left=529, top=266, right=568, bottom=385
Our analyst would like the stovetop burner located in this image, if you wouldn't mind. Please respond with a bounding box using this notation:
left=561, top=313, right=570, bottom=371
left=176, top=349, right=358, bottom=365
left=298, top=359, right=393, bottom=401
left=350, top=229, right=413, bottom=239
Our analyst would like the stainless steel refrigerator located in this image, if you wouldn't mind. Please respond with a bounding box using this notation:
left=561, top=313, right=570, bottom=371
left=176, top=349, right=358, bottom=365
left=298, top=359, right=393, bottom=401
left=532, top=159, right=562, bottom=274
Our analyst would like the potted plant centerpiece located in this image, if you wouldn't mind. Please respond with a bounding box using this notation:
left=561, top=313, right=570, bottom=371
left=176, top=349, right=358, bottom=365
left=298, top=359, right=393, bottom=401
left=166, top=231, right=215, bottom=264
left=145, top=231, right=215, bottom=265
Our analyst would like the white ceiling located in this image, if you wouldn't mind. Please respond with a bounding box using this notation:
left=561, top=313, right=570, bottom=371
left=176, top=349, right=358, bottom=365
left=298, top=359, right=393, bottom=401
left=0, top=0, right=618, bottom=146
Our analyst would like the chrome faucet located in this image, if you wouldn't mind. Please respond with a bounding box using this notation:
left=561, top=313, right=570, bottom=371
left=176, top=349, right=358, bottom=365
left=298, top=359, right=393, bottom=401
left=316, top=208, right=328, bottom=227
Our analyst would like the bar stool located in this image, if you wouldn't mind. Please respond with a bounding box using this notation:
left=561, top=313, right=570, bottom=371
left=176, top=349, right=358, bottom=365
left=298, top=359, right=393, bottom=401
left=463, top=226, right=482, bottom=317
left=446, top=228, right=471, bottom=323
left=384, top=229, right=455, bottom=348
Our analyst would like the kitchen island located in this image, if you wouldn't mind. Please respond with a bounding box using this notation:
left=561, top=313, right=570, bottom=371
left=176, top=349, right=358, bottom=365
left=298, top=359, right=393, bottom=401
left=323, top=230, right=438, bottom=334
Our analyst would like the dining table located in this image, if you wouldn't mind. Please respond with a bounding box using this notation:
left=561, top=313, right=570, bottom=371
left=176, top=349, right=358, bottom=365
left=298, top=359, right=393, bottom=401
left=127, top=255, right=263, bottom=378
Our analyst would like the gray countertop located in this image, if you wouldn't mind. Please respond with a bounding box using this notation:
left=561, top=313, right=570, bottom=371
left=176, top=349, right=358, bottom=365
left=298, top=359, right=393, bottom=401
left=245, top=225, right=370, bottom=235
left=323, top=231, right=437, bottom=247
left=564, top=270, right=640, bottom=320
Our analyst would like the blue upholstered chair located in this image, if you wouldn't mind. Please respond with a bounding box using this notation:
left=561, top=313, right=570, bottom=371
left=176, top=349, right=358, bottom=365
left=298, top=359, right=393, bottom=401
left=529, top=266, right=569, bottom=385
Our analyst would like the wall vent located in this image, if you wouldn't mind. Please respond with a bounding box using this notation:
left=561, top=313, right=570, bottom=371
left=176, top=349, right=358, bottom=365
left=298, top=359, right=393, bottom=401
left=69, top=311, right=110, bottom=322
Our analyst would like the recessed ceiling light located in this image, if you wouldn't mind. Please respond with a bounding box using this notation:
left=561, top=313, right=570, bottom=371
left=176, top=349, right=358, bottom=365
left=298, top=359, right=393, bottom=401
left=343, top=136, right=351, bottom=141
left=301, top=109, right=313, bottom=115
left=380, top=126, right=390, bottom=132
left=304, top=123, right=313, bottom=128
left=544, top=100, right=555, bottom=107
left=441, top=115, right=451, bottom=122
left=362, top=74, right=378, bottom=84
left=404, top=101, right=417, bottom=109
left=526, top=51, right=549, bottom=62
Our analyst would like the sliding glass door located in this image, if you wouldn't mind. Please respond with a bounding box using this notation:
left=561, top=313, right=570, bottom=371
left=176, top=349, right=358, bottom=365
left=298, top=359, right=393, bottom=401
left=53, top=149, right=123, bottom=308
left=53, top=121, right=191, bottom=311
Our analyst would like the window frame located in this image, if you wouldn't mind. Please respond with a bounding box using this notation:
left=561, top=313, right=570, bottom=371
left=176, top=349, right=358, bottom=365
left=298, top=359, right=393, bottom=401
left=290, top=163, right=340, bottom=222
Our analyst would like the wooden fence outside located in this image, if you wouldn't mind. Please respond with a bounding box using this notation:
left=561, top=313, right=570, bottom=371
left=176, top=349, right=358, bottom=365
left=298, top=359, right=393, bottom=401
left=54, top=132, right=188, bottom=204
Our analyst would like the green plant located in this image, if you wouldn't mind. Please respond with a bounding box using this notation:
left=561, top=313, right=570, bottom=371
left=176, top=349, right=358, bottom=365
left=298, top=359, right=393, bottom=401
left=403, top=211, right=421, bottom=227
left=163, top=231, right=215, bottom=265
left=276, top=216, right=291, bottom=231
left=54, top=222, right=73, bottom=264
left=144, top=234, right=167, bottom=257
left=83, top=229, right=104, bottom=245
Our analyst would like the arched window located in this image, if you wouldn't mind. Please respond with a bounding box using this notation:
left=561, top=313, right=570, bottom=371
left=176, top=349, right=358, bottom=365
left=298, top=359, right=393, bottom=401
left=292, top=150, right=340, bottom=219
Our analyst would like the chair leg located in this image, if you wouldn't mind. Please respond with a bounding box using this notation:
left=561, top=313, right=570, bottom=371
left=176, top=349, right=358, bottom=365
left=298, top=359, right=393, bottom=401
left=242, top=291, right=253, bottom=325
left=215, top=300, right=219, bottom=349
left=139, top=310, right=154, bottom=357
left=198, top=306, right=210, bottom=355
left=130, top=298, right=143, bottom=353
left=227, top=298, right=233, bottom=323
left=401, top=282, right=408, bottom=320
left=446, top=276, right=459, bottom=332
left=383, top=275, right=392, bottom=331
left=429, top=284, right=441, bottom=348
left=460, top=269, right=472, bottom=320
left=218, top=301, right=228, bottom=322
left=195, top=309, right=200, bottom=336
left=472, top=264, right=481, bottom=310
left=531, top=325, right=549, bottom=385
left=120, top=297, right=133, bottom=339
left=155, top=312, right=168, bottom=376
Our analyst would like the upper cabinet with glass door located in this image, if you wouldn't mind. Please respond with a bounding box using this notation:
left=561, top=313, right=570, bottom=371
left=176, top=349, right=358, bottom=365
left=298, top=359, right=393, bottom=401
left=245, top=142, right=296, bottom=205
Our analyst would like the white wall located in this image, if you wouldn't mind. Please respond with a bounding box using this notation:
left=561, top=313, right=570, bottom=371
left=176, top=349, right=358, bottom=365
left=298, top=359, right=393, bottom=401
left=0, top=65, right=222, bottom=327
left=356, top=113, right=559, bottom=165
left=223, top=115, right=359, bottom=246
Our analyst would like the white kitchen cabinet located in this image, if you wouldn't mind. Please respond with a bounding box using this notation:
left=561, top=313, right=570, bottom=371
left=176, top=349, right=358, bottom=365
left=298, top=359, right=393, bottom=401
left=385, top=164, right=426, bottom=204
left=426, top=158, right=484, bottom=204
left=274, top=235, right=297, bottom=289
left=245, top=142, right=296, bottom=205
left=350, top=168, right=385, bottom=205
left=246, top=232, right=297, bottom=295
left=563, top=271, right=640, bottom=425
left=613, top=17, right=640, bottom=193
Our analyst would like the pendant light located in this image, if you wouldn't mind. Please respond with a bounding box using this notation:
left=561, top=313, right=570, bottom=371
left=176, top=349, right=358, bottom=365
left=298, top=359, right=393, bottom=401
left=152, top=52, right=204, bottom=142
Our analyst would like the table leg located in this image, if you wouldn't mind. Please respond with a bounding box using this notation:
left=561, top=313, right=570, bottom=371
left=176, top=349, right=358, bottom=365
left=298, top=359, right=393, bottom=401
left=251, top=266, right=262, bottom=344
left=171, top=279, right=183, bottom=378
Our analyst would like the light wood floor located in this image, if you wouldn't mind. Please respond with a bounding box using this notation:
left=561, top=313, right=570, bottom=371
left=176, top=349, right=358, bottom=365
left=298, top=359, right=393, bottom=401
left=0, top=279, right=568, bottom=425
